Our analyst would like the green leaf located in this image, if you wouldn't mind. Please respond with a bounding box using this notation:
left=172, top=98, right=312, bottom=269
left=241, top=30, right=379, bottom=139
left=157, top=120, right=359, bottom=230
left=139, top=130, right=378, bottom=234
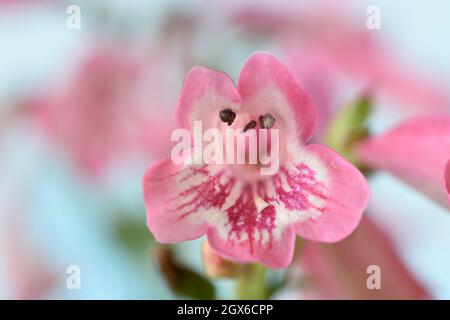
left=154, top=245, right=216, bottom=300
left=325, top=94, right=373, bottom=170
left=113, top=216, right=154, bottom=257
left=265, top=269, right=288, bottom=299
left=176, top=268, right=216, bottom=300
left=236, top=263, right=268, bottom=300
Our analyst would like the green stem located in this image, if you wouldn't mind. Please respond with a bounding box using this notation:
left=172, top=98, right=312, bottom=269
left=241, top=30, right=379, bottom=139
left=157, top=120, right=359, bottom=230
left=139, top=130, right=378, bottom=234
left=235, top=263, right=268, bottom=299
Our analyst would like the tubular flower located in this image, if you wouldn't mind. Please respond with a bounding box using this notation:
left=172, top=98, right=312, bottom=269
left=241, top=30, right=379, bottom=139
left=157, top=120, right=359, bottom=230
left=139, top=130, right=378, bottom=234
left=143, top=53, right=369, bottom=268
left=298, top=216, right=430, bottom=299
left=357, top=117, right=450, bottom=209
left=29, top=44, right=175, bottom=176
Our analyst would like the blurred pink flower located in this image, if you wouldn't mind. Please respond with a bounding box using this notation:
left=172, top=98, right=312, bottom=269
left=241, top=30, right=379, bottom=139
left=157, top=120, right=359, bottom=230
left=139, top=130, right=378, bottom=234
left=357, top=117, right=450, bottom=209
left=284, top=46, right=338, bottom=139
left=3, top=215, right=57, bottom=300
left=202, top=241, right=237, bottom=278
left=143, top=53, right=369, bottom=268
left=28, top=44, right=174, bottom=176
left=298, top=216, right=430, bottom=299
left=284, top=17, right=449, bottom=119
left=317, top=33, right=442, bottom=112
left=0, top=0, right=51, bottom=7
left=230, top=3, right=449, bottom=121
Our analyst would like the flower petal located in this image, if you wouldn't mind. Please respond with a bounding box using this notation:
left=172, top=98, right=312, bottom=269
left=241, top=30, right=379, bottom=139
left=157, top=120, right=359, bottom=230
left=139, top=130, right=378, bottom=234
left=143, top=157, right=297, bottom=268
left=357, top=116, right=450, bottom=209
left=285, top=46, right=338, bottom=139
left=298, top=216, right=430, bottom=299
left=144, top=141, right=368, bottom=263
left=202, top=241, right=237, bottom=278
left=207, top=218, right=296, bottom=269
left=205, top=142, right=369, bottom=265
left=143, top=158, right=211, bottom=242
left=291, top=144, right=370, bottom=242
left=237, top=52, right=316, bottom=143
left=176, top=66, right=241, bottom=131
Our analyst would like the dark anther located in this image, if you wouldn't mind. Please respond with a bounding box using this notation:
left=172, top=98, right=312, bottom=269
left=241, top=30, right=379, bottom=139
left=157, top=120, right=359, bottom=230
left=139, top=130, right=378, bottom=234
left=258, top=113, right=275, bottom=129
left=243, top=120, right=257, bottom=132
left=219, top=108, right=236, bottom=126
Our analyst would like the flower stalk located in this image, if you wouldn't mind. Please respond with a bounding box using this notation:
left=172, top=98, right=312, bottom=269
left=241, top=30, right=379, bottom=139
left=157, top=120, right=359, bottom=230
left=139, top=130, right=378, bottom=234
left=235, top=263, right=268, bottom=300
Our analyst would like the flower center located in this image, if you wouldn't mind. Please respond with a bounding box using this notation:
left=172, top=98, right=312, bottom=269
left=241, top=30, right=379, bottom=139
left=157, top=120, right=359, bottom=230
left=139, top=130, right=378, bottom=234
left=243, top=120, right=257, bottom=132
left=219, top=108, right=236, bottom=126
left=258, top=113, right=275, bottom=129
left=217, top=109, right=280, bottom=180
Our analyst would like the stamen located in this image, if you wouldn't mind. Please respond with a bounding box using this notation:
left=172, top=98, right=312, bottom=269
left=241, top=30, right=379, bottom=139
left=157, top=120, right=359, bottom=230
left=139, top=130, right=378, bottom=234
left=243, top=120, right=257, bottom=132
left=219, top=108, right=236, bottom=126
left=258, top=113, right=275, bottom=129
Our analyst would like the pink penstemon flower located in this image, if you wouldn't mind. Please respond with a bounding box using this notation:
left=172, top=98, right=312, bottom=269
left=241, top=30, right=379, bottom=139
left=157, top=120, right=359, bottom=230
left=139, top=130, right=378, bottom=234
left=229, top=2, right=449, bottom=116
left=297, top=216, right=430, bottom=299
left=357, top=116, right=450, bottom=209
left=143, top=53, right=370, bottom=268
left=29, top=45, right=145, bottom=175
left=28, top=44, right=175, bottom=176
